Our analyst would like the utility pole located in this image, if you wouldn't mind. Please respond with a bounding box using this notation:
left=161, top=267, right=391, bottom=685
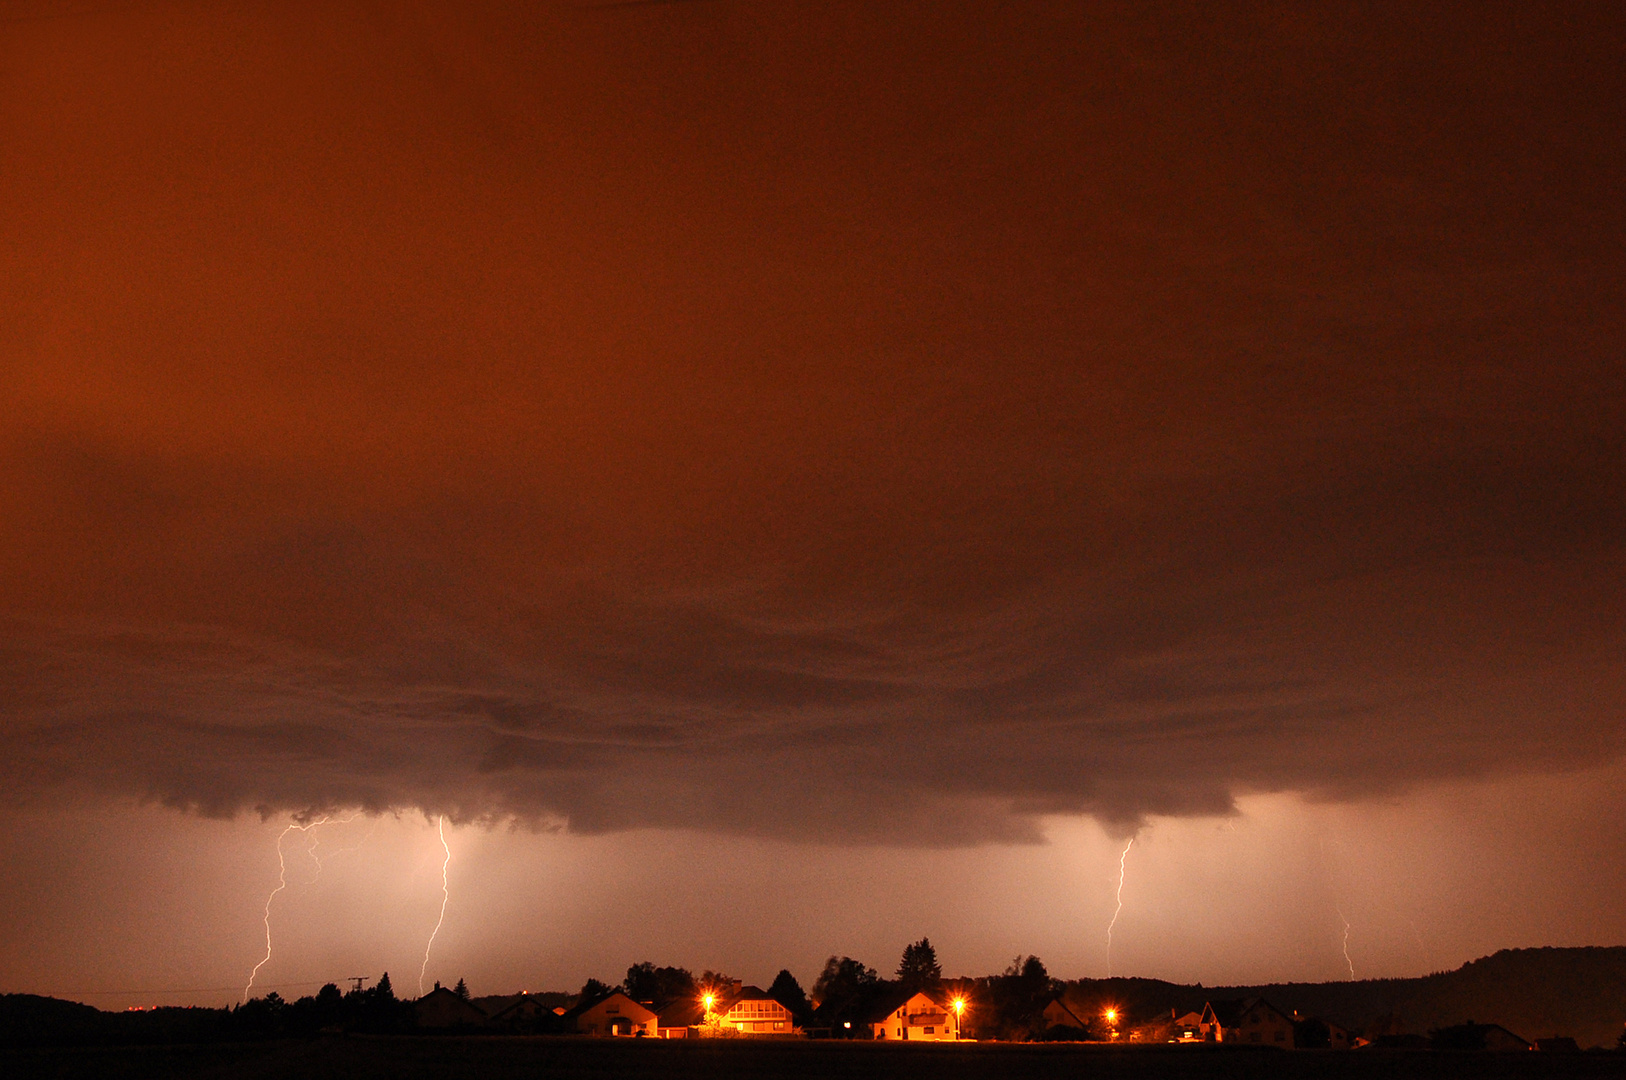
left=348, top=976, right=369, bottom=994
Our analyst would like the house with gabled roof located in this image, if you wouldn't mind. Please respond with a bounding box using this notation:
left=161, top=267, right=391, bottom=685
left=1200, top=997, right=1296, bottom=1047
left=1429, top=1021, right=1534, bottom=1051
left=715, top=985, right=799, bottom=1036
left=570, top=990, right=658, bottom=1037
left=413, top=985, right=487, bottom=1031
left=655, top=998, right=705, bottom=1039
left=486, top=992, right=567, bottom=1034
left=864, top=988, right=966, bottom=1041
left=1041, top=995, right=1092, bottom=1035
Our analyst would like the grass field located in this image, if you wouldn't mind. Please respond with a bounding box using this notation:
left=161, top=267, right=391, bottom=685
left=5, top=1037, right=1625, bottom=1080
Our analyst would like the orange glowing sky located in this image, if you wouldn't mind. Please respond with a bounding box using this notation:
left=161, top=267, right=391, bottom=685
left=1, top=0, right=1623, bottom=1004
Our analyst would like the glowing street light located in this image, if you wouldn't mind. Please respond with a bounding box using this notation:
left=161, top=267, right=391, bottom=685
left=702, top=993, right=716, bottom=1011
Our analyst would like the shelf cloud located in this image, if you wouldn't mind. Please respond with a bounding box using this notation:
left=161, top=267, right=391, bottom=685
left=2, top=0, right=1623, bottom=846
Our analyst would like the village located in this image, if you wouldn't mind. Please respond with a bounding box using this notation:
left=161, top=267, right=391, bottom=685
left=400, top=940, right=1562, bottom=1052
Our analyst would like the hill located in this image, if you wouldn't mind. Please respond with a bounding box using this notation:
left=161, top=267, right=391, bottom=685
left=1058, top=947, right=1626, bottom=1049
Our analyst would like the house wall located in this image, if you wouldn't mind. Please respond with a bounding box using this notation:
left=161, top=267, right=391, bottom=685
left=722, top=996, right=794, bottom=1035
left=872, top=993, right=961, bottom=1041
left=576, top=994, right=658, bottom=1037
left=1229, top=1004, right=1294, bottom=1047
left=414, top=990, right=486, bottom=1029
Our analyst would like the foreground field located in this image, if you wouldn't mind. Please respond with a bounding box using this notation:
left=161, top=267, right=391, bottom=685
left=5, top=1037, right=1625, bottom=1080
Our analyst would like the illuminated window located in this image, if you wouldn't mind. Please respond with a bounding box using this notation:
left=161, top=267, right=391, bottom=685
left=924, top=1026, right=935, bottom=1034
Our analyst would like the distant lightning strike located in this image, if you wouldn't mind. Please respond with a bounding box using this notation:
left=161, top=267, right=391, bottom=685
left=1337, top=908, right=1355, bottom=980
left=1105, top=837, right=1133, bottom=978
left=418, top=815, right=452, bottom=996
left=245, top=816, right=328, bottom=1002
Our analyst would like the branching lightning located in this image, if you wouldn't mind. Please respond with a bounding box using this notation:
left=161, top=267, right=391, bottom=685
left=1337, top=908, right=1355, bottom=980
left=307, top=813, right=372, bottom=882
left=418, top=815, right=451, bottom=996
left=1105, top=836, right=1133, bottom=978
left=245, top=816, right=328, bottom=1002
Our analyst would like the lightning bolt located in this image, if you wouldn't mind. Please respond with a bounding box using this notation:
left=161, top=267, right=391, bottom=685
left=418, top=815, right=451, bottom=996
left=245, top=815, right=329, bottom=1002
left=1105, top=836, right=1133, bottom=978
left=1337, top=908, right=1355, bottom=980
left=307, top=813, right=373, bottom=882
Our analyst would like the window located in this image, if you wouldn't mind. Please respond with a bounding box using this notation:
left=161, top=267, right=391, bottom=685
left=924, top=1026, right=935, bottom=1034
left=1250, top=1032, right=1261, bottom=1042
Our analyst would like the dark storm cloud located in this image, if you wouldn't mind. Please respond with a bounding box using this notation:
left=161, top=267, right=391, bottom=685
left=1, top=0, right=1623, bottom=843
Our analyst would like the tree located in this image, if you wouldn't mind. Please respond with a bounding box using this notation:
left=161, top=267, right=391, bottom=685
left=896, top=938, right=942, bottom=993
left=624, top=962, right=698, bottom=1004
left=373, top=972, right=395, bottom=1002
left=453, top=978, right=470, bottom=1001
left=698, top=969, right=735, bottom=991
left=812, top=956, right=879, bottom=1010
left=811, top=955, right=883, bottom=1035
left=767, top=969, right=811, bottom=1022
left=974, top=956, right=1054, bottom=1041
left=579, top=977, right=613, bottom=1004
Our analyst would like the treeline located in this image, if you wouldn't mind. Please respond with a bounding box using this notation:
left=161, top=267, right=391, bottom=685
left=1, top=975, right=416, bottom=1047
left=574, top=939, right=1104, bottom=1042
left=7, top=945, right=1624, bottom=1049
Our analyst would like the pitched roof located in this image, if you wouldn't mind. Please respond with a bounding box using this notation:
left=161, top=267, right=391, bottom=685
left=854, top=986, right=953, bottom=1025
left=656, top=999, right=705, bottom=1027
left=564, top=989, right=654, bottom=1021
left=1044, top=996, right=1090, bottom=1028
left=1203, top=996, right=1293, bottom=1028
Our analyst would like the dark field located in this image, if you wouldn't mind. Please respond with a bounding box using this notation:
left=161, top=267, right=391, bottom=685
left=4, top=1038, right=1624, bottom=1080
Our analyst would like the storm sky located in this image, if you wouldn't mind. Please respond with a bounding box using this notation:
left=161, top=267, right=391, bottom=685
left=2, top=0, right=1623, bottom=1006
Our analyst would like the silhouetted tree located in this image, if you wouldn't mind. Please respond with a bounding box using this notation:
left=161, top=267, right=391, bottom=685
left=349, top=972, right=408, bottom=1033
left=810, top=956, right=884, bottom=1036
left=973, top=956, right=1055, bottom=1041
left=767, top=969, right=811, bottom=1023
left=698, top=969, right=736, bottom=992
left=579, top=977, right=613, bottom=1004
left=896, top=938, right=942, bottom=993
left=453, top=978, right=470, bottom=1001
left=231, top=993, right=286, bottom=1038
left=624, top=962, right=699, bottom=1004
left=813, top=956, right=879, bottom=1010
